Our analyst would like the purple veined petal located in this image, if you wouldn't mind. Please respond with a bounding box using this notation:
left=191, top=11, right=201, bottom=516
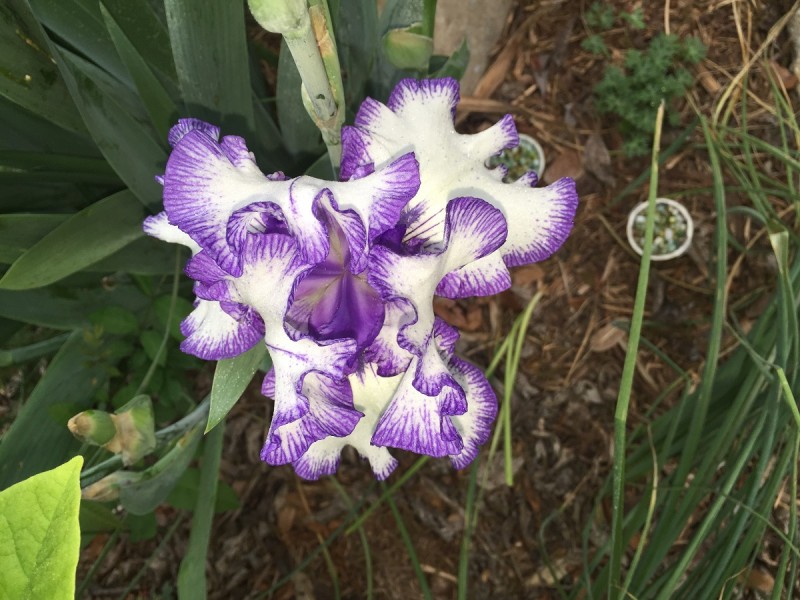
left=314, top=189, right=368, bottom=274
left=162, top=127, right=292, bottom=276
left=143, top=211, right=201, bottom=254
left=226, top=201, right=290, bottom=258
left=325, top=152, right=420, bottom=243
left=369, top=197, right=507, bottom=355
left=291, top=366, right=402, bottom=480
left=167, top=118, right=220, bottom=147
left=448, top=354, right=498, bottom=470
left=184, top=250, right=230, bottom=287
left=261, top=372, right=362, bottom=466
left=364, top=298, right=414, bottom=377
left=179, top=298, right=264, bottom=360
left=495, top=176, right=579, bottom=267
left=371, top=356, right=464, bottom=457
left=341, top=78, right=578, bottom=285
left=435, top=252, right=512, bottom=299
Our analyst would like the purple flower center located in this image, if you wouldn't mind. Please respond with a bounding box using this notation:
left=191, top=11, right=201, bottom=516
left=287, top=214, right=384, bottom=351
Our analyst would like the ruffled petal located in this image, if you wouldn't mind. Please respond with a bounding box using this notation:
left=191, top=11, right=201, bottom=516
left=143, top=211, right=201, bottom=254
left=162, top=127, right=288, bottom=276
left=292, top=367, right=402, bottom=480
left=327, top=152, right=420, bottom=243
left=448, top=355, right=498, bottom=469
left=179, top=299, right=264, bottom=360
left=261, top=372, right=361, bottom=465
left=342, top=77, right=578, bottom=284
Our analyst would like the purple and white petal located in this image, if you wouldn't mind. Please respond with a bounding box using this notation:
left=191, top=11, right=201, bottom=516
left=342, top=77, right=578, bottom=274
left=143, top=211, right=201, bottom=254
left=261, top=372, right=361, bottom=465
left=326, top=152, right=420, bottom=242
left=371, top=357, right=464, bottom=457
left=168, top=118, right=220, bottom=147
left=179, top=299, right=264, bottom=360
left=162, top=128, right=291, bottom=276
left=292, top=367, right=402, bottom=480
left=448, top=355, right=498, bottom=470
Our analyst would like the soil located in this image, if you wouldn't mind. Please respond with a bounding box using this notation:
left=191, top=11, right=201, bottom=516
left=78, top=1, right=798, bottom=598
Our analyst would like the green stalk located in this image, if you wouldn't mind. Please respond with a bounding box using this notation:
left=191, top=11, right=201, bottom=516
left=607, top=101, right=665, bottom=599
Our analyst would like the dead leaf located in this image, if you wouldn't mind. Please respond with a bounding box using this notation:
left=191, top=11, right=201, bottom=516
left=768, top=60, right=798, bottom=90
left=738, top=568, right=774, bottom=594
left=544, top=150, right=584, bottom=185
left=583, top=132, right=615, bottom=186
left=512, top=264, right=545, bottom=287
left=590, top=323, right=626, bottom=352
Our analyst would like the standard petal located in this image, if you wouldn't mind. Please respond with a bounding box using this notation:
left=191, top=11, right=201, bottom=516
left=342, top=77, right=578, bottom=278
left=167, top=118, right=220, bottom=147
left=179, top=299, right=264, bottom=360
left=163, top=128, right=289, bottom=276
left=327, top=152, right=420, bottom=242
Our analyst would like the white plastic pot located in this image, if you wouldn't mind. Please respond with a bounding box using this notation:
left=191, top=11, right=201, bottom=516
left=626, top=198, right=693, bottom=261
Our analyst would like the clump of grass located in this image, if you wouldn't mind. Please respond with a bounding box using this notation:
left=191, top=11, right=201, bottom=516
left=575, top=73, right=800, bottom=599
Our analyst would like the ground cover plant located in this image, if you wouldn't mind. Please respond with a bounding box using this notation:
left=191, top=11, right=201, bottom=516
left=1, top=0, right=799, bottom=598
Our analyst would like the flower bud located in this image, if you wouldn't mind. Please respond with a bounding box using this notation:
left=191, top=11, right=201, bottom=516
left=248, top=0, right=309, bottom=36
left=68, top=410, right=116, bottom=446
left=382, top=26, right=433, bottom=71
left=106, top=395, right=156, bottom=465
left=81, top=471, right=143, bottom=503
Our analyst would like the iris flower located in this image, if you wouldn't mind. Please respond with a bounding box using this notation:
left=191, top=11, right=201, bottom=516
left=144, top=78, right=578, bottom=480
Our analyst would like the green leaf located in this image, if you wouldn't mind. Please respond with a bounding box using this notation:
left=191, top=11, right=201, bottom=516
left=118, top=425, right=202, bottom=515
left=177, top=423, right=225, bottom=600
left=0, top=214, right=68, bottom=264
left=164, top=0, right=254, bottom=136
left=101, top=4, right=177, bottom=140
left=0, top=456, right=83, bottom=600
left=0, top=191, right=145, bottom=290
left=207, top=343, right=268, bottom=433
left=0, top=0, right=85, bottom=133
left=89, top=306, right=139, bottom=335
left=153, top=294, right=193, bottom=340
left=54, top=49, right=167, bottom=208
left=86, top=237, right=187, bottom=276
left=276, top=39, right=324, bottom=161
left=79, top=499, right=122, bottom=535
left=0, top=332, right=110, bottom=490
left=334, top=0, right=379, bottom=111
left=428, top=39, right=470, bottom=80
left=382, top=27, right=433, bottom=72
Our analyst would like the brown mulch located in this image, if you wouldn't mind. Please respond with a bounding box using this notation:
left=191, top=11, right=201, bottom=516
left=79, top=1, right=798, bottom=598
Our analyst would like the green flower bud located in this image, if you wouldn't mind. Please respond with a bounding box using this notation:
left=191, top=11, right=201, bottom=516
left=248, top=0, right=309, bottom=36
left=108, top=395, right=156, bottom=465
left=382, top=25, right=433, bottom=72
left=68, top=410, right=116, bottom=446
left=81, top=471, right=143, bottom=503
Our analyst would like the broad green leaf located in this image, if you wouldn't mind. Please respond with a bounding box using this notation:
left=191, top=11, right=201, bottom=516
left=207, top=343, right=268, bottom=433
left=140, top=329, right=166, bottom=367
left=334, top=0, right=379, bottom=110
left=164, top=0, right=254, bottom=136
left=0, top=332, right=109, bottom=489
left=276, top=39, right=325, bottom=161
left=118, top=425, right=202, bottom=515
left=0, top=151, right=120, bottom=185
left=86, top=237, right=186, bottom=276
left=99, top=0, right=177, bottom=81
left=153, top=294, right=194, bottom=340
left=382, top=27, right=433, bottom=72
left=0, top=214, right=68, bottom=263
left=0, top=457, right=83, bottom=600
left=54, top=49, right=166, bottom=209
left=101, top=4, right=177, bottom=140
left=0, top=94, right=95, bottom=155
left=0, top=0, right=85, bottom=133
left=0, top=191, right=145, bottom=290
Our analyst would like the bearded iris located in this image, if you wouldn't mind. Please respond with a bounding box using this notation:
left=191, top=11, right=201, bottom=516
left=144, top=77, right=578, bottom=480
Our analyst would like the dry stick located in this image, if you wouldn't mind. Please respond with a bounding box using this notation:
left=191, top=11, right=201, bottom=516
left=713, top=0, right=800, bottom=125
